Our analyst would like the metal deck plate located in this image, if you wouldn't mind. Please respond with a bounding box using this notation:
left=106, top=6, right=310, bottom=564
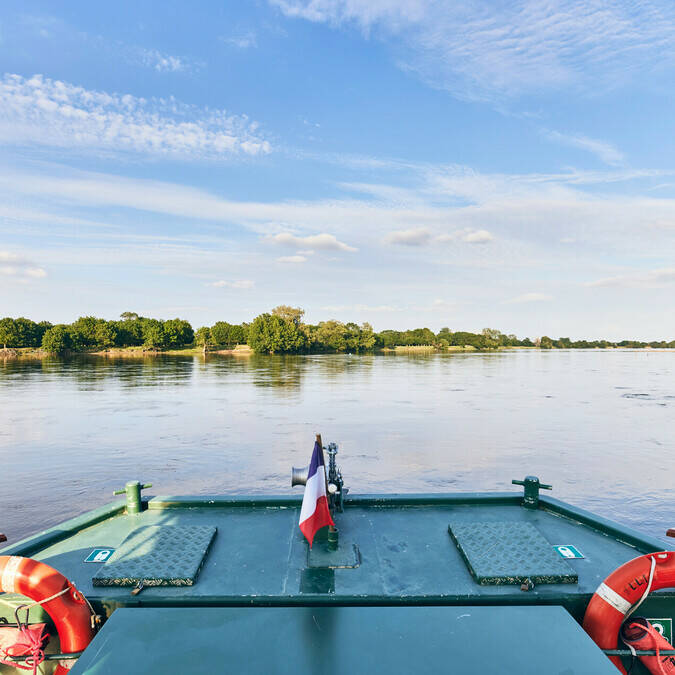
left=307, top=541, right=360, bottom=569
left=448, top=521, right=578, bottom=585
left=92, top=525, right=216, bottom=587
left=70, top=605, right=617, bottom=674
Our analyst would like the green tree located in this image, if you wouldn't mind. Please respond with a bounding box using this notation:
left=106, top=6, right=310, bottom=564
left=195, top=327, right=213, bottom=353
left=0, top=318, right=17, bottom=349
left=481, top=328, right=502, bottom=350
left=120, top=311, right=139, bottom=321
left=163, top=318, right=194, bottom=348
left=94, top=321, right=118, bottom=349
left=41, top=325, right=72, bottom=354
left=448, top=331, right=483, bottom=349
left=377, top=330, right=402, bottom=348
left=14, top=317, right=40, bottom=347
left=248, top=313, right=306, bottom=354
left=69, top=316, right=102, bottom=349
left=540, top=335, right=554, bottom=349
left=210, top=321, right=245, bottom=347
left=141, top=320, right=167, bottom=348
left=117, top=318, right=144, bottom=346
left=437, top=327, right=453, bottom=342
left=315, top=320, right=347, bottom=352
left=36, top=321, right=53, bottom=344
left=358, top=322, right=376, bottom=351
left=271, top=305, right=305, bottom=326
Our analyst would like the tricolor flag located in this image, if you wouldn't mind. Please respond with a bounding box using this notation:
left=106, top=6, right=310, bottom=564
left=299, top=440, right=335, bottom=547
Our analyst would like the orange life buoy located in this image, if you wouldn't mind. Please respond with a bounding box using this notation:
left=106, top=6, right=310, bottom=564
left=583, top=551, right=675, bottom=673
left=0, top=556, right=95, bottom=674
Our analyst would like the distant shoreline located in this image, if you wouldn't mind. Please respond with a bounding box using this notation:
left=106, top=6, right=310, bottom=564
left=2, top=344, right=672, bottom=360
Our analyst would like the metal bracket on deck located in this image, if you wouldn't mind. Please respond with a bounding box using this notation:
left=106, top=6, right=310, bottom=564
left=512, top=476, right=552, bottom=509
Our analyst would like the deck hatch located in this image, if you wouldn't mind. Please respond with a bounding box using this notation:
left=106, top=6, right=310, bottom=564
left=92, top=525, right=216, bottom=587
left=448, top=521, right=578, bottom=585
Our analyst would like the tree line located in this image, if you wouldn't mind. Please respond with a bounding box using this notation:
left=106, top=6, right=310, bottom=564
left=0, top=313, right=194, bottom=354
left=1, top=308, right=673, bottom=355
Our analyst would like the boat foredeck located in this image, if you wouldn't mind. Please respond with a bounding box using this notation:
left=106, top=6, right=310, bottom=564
left=1, top=492, right=667, bottom=621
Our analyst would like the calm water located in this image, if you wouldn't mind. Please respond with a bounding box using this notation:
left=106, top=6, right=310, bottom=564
left=0, top=350, right=673, bottom=544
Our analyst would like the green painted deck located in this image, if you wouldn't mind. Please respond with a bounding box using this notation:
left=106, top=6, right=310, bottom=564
left=1, top=490, right=671, bottom=673
left=70, top=605, right=619, bottom=674
left=1, top=492, right=668, bottom=616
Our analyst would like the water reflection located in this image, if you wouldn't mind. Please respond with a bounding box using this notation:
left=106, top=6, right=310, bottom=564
left=1, top=355, right=195, bottom=389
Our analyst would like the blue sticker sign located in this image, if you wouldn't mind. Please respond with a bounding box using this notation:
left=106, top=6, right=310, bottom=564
left=553, top=545, right=584, bottom=559
left=84, top=548, right=115, bottom=563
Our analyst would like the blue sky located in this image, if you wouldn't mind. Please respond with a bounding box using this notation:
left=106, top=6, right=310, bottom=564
left=1, top=0, right=674, bottom=340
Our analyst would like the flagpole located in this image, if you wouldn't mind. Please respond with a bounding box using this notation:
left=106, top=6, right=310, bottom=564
left=316, top=433, right=328, bottom=493
left=316, top=433, right=337, bottom=536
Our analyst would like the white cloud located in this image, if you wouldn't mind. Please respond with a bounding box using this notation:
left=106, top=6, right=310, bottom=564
left=504, top=292, right=554, bottom=304
left=276, top=255, right=308, bottom=263
left=384, top=227, right=432, bottom=246
left=545, top=131, right=624, bottom=166
left=267, top=232, right=357, bottom=251
left=271, top=1, right=675, bottom=100
left=136, top=48, right=186, bottom=72
left=3, top=162, right=675, bottom=276
left=462, top=229, right=493, bottom=244
left=207, top=279, right=255, bottom=289
left=586, top=268, right=675, bottom=288
left=389, top=227, right=493, bottom=246
left=0, top=251, right=47, bottom=279
left=0, top=74, right=271, bottom=159
left=437, top=228, right=493, bottom=244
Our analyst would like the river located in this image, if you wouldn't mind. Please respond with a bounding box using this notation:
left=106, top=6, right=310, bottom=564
left=0, top=350, right=673, bottom=543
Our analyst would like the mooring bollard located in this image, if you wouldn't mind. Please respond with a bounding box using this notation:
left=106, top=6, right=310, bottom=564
left=113, top=481, right=152, bottom=514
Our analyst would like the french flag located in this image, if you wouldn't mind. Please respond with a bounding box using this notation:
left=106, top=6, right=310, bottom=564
left=299, top=440, right=335, bottom=547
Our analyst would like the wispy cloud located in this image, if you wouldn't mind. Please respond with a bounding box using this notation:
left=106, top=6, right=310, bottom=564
left=267, top=232, right=357, bottom=251
left=386, top=227, right=493, bottom=246
left=3, top=162, right=675, bottom=270
left=384, top=227, right=432, bottom=246
left=436, top=229, right=493, bottom=244
left=221, top=32, right=258, bottom=49
left=207, top=279, right=255, bottom=289
left=504, top=292, right=553, bottom=304
left=276, top=255, right=308, bottom=263
left=0, top=74, right=271, bottom=159
left=135, top=48, right=187, bottom=72
left=586, top=268, right=675, bottom=288
left=271, top=1, right=675, bottom=100
left=0, top=251, right=47, bottom=279
left=545, top=131, right=624, bottom=166
left=13, top=13, right=197, bottom=75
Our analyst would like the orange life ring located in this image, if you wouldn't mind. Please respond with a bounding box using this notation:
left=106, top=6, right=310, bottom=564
left=583, top=551, right=675, bottom=673
left=0, top=556, right=95, bottom=674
